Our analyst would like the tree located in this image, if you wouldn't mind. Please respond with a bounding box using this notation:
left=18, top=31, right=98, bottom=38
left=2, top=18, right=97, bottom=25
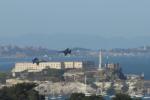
left=84, top=95, right=104, bottom=100
left=69, top=93, right=104, bottom=100
left=0, top=72, right=7, bottom=83
left=0, top=83, right=44, bottom=100
left=69, top=93, right=85, bottom=100
left=112, top=93, right=132, bottom=100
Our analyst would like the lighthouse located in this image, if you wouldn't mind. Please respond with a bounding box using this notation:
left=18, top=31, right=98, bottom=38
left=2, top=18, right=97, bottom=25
left=98, top=50, right=102, bottom=70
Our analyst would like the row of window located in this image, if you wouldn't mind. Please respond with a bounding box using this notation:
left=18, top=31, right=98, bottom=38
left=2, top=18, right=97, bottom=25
left=14, top=63, right=82, bottom=72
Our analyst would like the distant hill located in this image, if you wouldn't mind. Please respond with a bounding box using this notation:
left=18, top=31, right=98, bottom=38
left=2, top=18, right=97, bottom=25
left=0, top=45, right=95, bottom=58
left=72, top=47, right=92, bottom=51
left=0, top=45, right=52, bottom=57
left=0, top=45, right=150, bottom=58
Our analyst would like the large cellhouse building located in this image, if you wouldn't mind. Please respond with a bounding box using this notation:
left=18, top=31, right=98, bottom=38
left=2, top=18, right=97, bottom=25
left=12, top=61, right=83, bottom=73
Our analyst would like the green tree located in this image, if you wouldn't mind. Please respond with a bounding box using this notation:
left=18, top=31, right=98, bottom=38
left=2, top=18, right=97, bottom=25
left=112, top=93, right=132, bottom=100
left=69, top=93, right=104, bottom=100
left=69, top=93, right=85, bottom=100
left=0, top=72, right=7, bottom=83
left=84, top=95, right=104, bottom=100
left=0, top=83, right=44, bottom=100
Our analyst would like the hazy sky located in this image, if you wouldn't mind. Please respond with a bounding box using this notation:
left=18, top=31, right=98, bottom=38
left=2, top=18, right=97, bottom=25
left=0, top=0, right=150, bottom=49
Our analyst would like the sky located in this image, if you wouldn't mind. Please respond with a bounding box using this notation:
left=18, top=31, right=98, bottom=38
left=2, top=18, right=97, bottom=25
left=0, top=0, right=150, bottom=49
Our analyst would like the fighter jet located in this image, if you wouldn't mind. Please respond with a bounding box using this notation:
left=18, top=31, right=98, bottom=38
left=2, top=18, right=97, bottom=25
left=32, top=48, right=72, bottom=65
left=32, top=57, right=47, bottom=65
left=59, top=48, right=71, bottom=56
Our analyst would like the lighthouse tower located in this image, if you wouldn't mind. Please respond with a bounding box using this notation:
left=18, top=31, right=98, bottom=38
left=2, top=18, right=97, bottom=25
left=98, top=50, right=103, bottom=70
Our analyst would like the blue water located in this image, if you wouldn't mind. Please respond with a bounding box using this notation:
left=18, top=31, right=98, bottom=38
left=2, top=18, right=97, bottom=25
left=0, top=57, right=32, bottom=72
left=0, top=56, right=150, bottom=80
left=108, top=56, right=150, bottom=80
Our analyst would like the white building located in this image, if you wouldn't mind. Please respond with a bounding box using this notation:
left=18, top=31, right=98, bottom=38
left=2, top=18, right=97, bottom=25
left=12, top=61, right=83, bottom=74
left=64, top=62, right=82, bottom=69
